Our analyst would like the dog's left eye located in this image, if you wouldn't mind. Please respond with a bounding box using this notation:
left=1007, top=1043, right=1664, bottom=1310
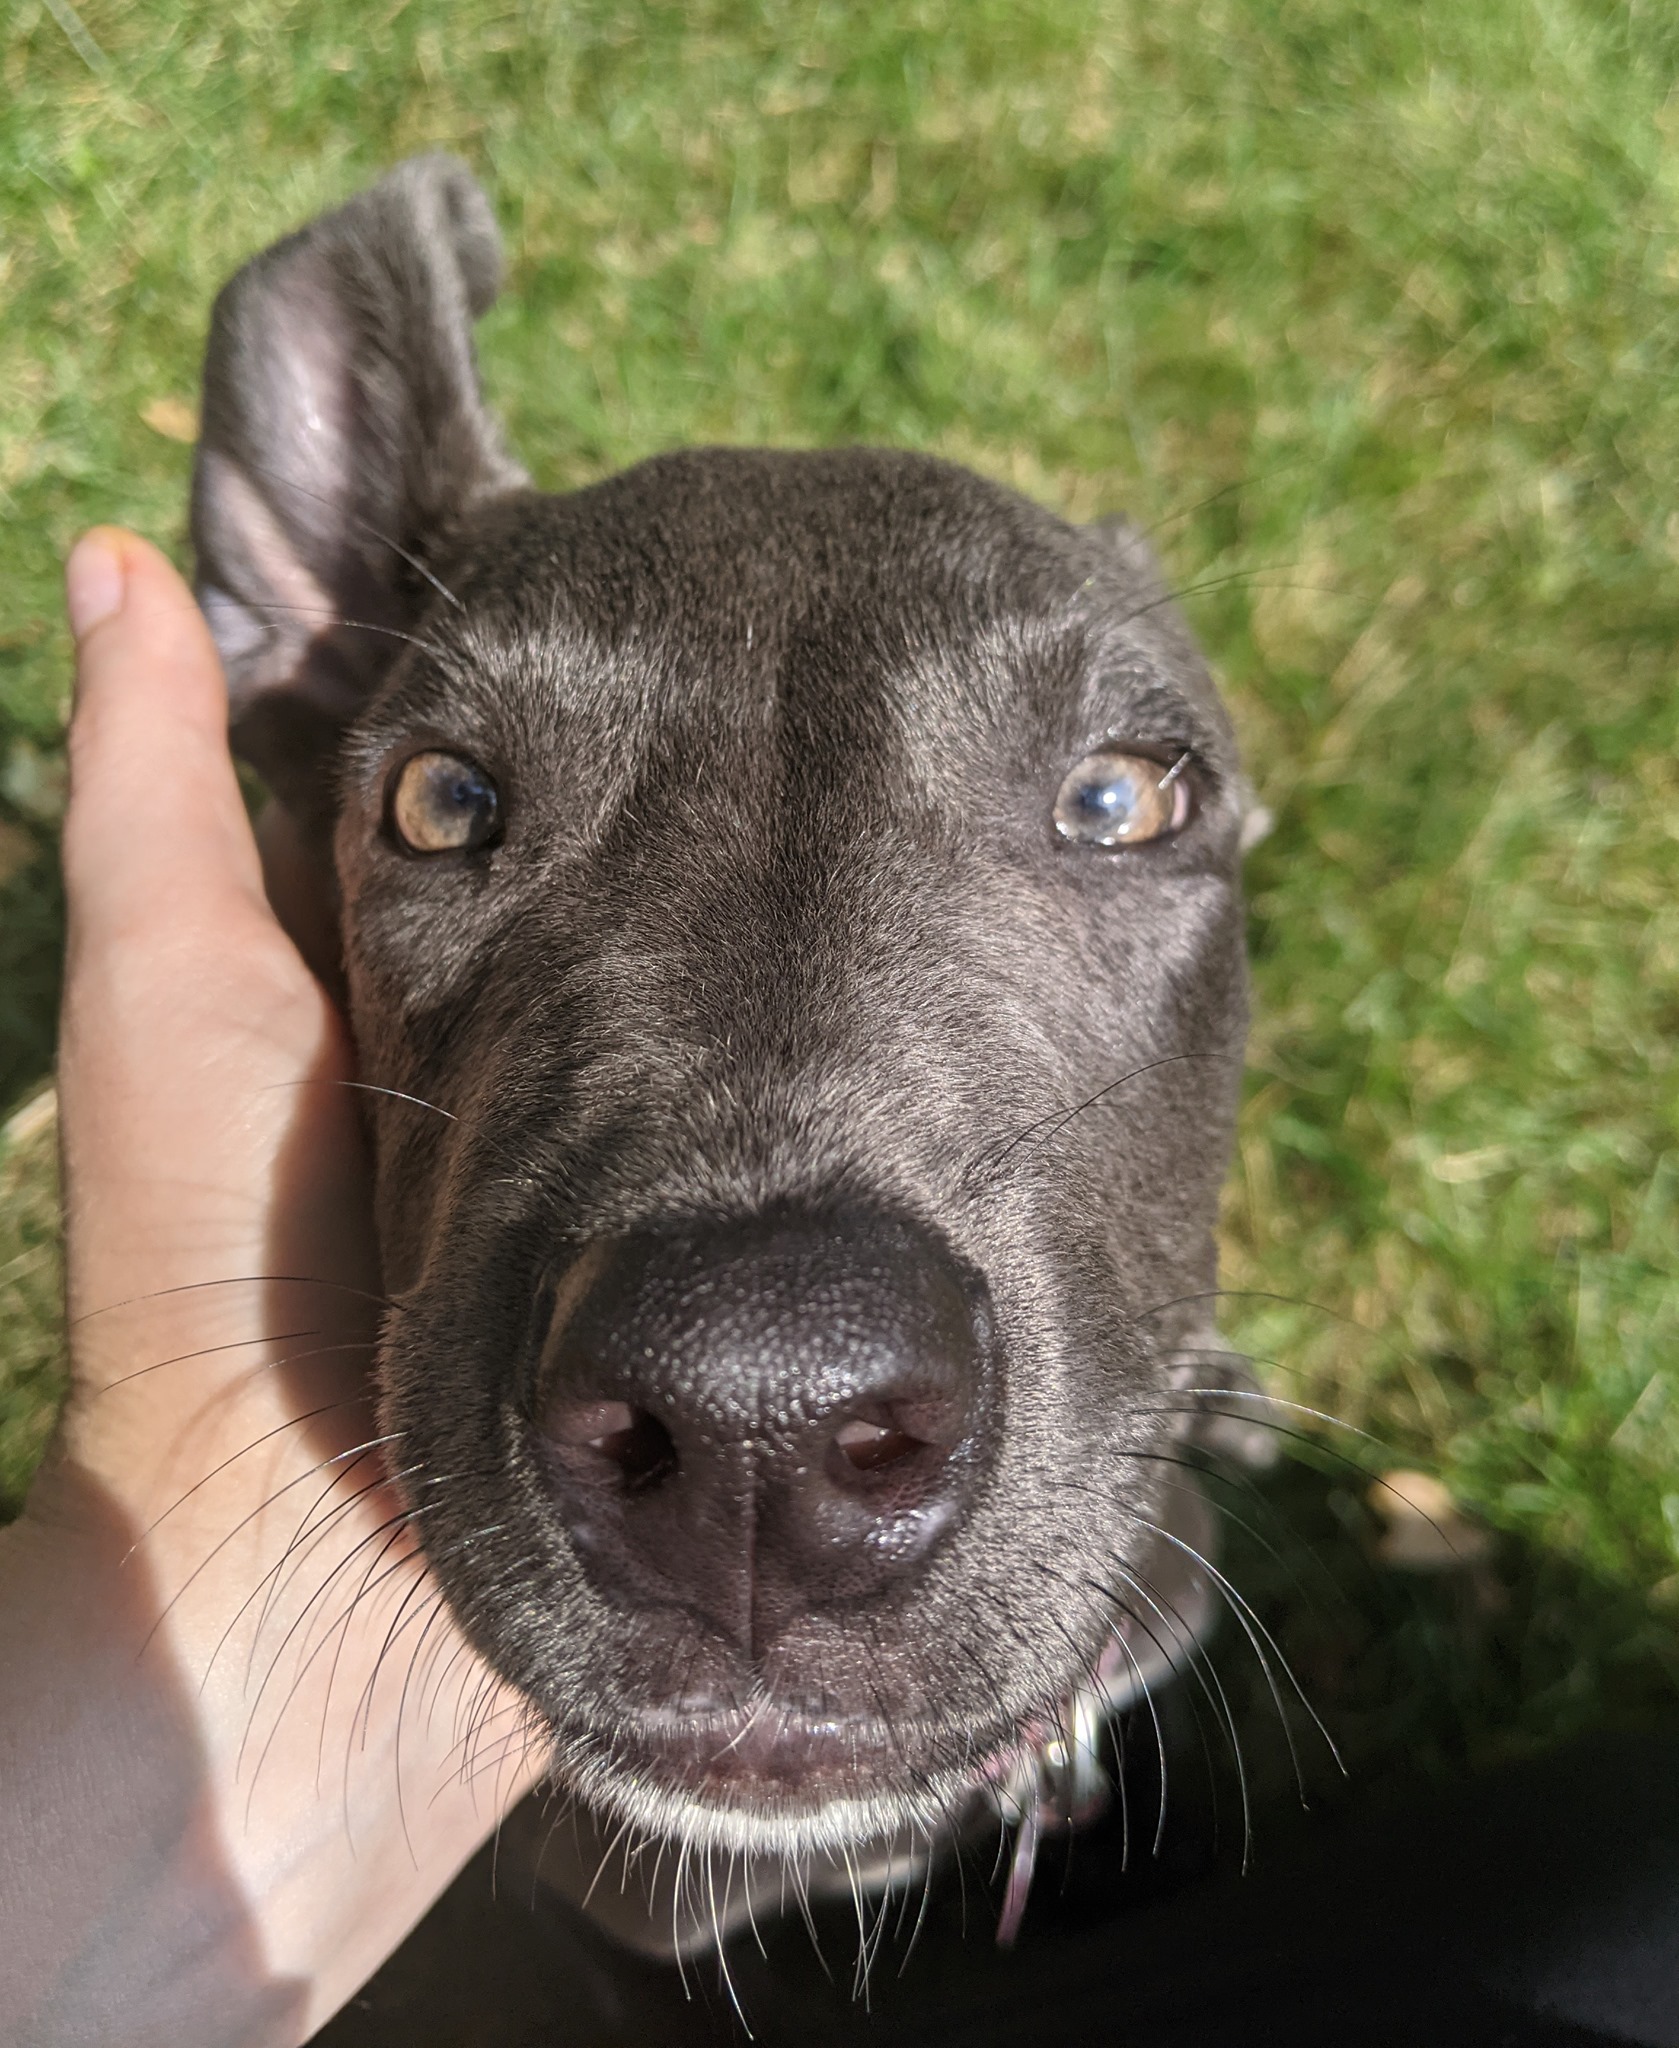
left=1053, top=748, right=1191, bottom=849
left=389, top=750, right=501, bottom=853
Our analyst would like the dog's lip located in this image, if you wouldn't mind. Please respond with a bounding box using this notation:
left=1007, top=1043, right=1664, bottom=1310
left=598, top=1702, right=929, bottom=1802
left=580, top=1632, right=1134, bottom=1813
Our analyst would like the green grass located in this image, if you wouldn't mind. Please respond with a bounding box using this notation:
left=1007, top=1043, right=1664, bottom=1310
left=4, top=0, right=1678, bottom=1753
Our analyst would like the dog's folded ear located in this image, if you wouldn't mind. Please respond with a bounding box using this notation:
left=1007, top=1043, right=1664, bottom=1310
left=191, top=154, right=526, bottom=819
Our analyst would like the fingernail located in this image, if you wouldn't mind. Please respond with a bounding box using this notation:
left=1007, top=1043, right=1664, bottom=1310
left=66, top=532, right=126, bottom=640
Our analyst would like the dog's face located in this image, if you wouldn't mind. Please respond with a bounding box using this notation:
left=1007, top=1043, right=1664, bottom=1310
left=191, top=158, right=1249, bottom=1863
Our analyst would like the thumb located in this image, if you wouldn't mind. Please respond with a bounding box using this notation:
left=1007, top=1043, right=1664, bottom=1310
left=61, top=528, right=269, bottom=953
left=56, top=528, right=352, bottom=1334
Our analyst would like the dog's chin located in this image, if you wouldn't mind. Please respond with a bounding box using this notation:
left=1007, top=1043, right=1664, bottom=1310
left=551, top=1706, right=1015, bottom=1861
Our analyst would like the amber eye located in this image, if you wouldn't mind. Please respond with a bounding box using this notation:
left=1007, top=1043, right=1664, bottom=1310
left=1053, top=748, right=1191, bottom=848
left=389, top=750, right=501, bottom=853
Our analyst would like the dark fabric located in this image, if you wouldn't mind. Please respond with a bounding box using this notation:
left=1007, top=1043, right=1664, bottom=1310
left=316, top=1735, right=1679, bottom=2047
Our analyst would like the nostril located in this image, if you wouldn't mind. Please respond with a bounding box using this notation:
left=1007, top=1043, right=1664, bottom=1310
left=832, top=1417, right=921, bottom=1475
left=601, top=1410, right=677, bottom=1491
left=545, top=1397, right=677, bottom=1493
left=826, top=1402, right=953, bottom=1485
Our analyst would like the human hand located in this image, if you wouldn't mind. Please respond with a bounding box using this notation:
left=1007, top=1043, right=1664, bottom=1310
left=0, top=531, right=541, bottom=2047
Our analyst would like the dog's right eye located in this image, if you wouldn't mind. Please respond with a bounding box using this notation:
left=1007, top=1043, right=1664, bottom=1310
left=388, top=750, right=501, bottom=854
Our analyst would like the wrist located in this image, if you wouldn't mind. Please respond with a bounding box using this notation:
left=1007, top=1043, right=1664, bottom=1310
left=0, top=1456, right=537, bottom=2047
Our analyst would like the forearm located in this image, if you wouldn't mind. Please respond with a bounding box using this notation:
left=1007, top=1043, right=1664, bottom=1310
left=0, top=1495, right=308, bottom=2047
left=0, top=1468, right=532, bottom=2047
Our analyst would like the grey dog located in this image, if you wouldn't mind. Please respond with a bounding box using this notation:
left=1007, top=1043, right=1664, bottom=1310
left=189, top=154, right=1271, bottom=1956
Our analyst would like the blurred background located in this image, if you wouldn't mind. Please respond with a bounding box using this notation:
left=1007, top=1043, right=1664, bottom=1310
left=4, top=0, right=1678, bottom=1965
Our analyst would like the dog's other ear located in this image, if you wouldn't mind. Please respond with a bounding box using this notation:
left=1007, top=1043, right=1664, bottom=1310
left=191, top=155, right=526, bottom=821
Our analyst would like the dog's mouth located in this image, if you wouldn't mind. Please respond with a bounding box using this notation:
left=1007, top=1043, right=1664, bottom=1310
left=552, top=1591, right=1198, bottom=1866
left=485, top=1472, right=1225, bottom=1956
left=557, top=1695, right=986, bottom=1855
left=604, top=1700, right=945, bottom=1808
left=538, top=1617, right=1183, bottom=1953
left=596, top=1619, right=1140, bottom=1803
left=575, top=1467, right=1220, bottom=1826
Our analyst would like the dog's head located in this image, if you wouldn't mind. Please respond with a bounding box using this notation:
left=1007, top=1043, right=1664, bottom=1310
left=191, top=157, right=1251, bottom=1864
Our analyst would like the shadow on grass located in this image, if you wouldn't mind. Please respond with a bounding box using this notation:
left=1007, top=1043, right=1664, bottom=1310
left=0, top=867, right=65, bottom=1520
left=0, top=712, right=63, bottom=1119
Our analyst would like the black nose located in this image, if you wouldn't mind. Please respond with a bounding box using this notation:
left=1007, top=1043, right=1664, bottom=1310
left=534, top=1206, right=997, bottom=1655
